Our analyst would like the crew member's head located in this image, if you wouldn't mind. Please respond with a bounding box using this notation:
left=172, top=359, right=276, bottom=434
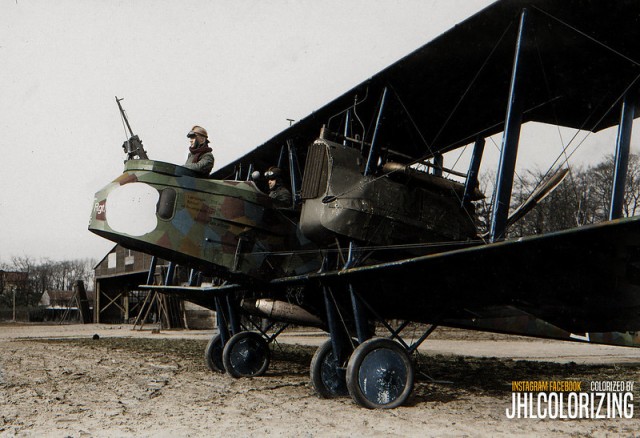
left=187, top=125, right=208, bottom=147
left=265, top=167, right=282, bottom=190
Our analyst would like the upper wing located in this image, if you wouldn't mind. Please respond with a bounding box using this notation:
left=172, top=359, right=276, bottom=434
left=214, top=0, right=640, bottom=178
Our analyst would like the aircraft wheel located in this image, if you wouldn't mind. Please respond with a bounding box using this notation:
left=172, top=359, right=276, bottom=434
left=204, top=334, right=225, bottom=373
left=346, top=338, right=414, bottom=409
left=310, top=340, right=349, bottom=398
left=222, top=331, right=270, bottom=378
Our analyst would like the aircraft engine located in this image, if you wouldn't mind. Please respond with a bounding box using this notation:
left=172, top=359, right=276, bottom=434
left=298, top=139, right=478, bottom=248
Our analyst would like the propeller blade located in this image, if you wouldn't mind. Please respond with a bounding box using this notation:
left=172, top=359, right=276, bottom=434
left=481, top=168, right=569, bottom=240
left=506, top=168, right=570, bottom=228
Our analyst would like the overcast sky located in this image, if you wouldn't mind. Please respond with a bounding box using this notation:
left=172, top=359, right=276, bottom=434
left=1, top=0, right=637, bottom=264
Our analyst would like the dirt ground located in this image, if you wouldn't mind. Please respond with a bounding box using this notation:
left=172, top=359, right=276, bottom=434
left=1, top=323, right=639, bottom=437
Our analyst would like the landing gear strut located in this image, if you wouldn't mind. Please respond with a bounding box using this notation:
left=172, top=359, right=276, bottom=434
left=311, top=242, right=435, bottom=408
left=315, top=286, right=428, bottom=408
left=204, top=291, right=288, bottom=377
left=310, top=340, right=352, bottom=398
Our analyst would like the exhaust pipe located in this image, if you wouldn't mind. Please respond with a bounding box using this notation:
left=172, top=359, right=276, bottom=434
left=241, top=298, right=323, bottom=327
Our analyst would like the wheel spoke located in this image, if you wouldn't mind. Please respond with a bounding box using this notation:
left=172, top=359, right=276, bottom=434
left=359, top=348, right=407, bottom=404
left=223, top=331, right=271, bottom=378
left=346, top=338, right=414, bottom=409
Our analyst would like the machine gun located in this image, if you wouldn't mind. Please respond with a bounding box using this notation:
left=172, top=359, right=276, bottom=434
left=116, top=96, right=148, bottom=160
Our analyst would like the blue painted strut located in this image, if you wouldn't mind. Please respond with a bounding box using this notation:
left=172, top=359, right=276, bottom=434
left=462, top=137, right=485, bottom=207
left=490, top=9, right=529, bottom=242
left=146, top=256, right=157, bottom=286
left=609, top=93, right=635, bottom=220
left=364, top=87, right=389, bottom=176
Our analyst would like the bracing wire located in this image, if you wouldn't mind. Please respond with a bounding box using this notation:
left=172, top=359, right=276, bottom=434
left=532, top=5, right=640, bottom=68
left=311, top=6, right=639, bottom=242
left=246, top=239, right=484, bottom=258
left=470, top=7, right=640, bottom=228
left=428, top=20, right=516, bottom=149
left=530, top=23, right=582, bottom=205
left=524, top=5, right=640, bottom=199
left=324, top=18, right=517, bottom=207
left=536, top=73, right=640, bottom=190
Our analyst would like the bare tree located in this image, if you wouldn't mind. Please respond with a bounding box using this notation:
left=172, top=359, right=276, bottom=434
left=475, top=171, right=496, bottom=237
left=0, top=257, right=96, bottom=311
left=566, top=154, right=640, bottom=223
left=10, top=256, right=44, bottom=307
left=477, top=153, right=640, bottom=239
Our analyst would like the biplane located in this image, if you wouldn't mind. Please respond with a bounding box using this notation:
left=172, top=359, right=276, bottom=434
left=90, top=0, right=640, bottom=408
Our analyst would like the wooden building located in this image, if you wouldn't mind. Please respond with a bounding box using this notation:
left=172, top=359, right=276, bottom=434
left=0, top=270, right=29, bottom=288
left=94, top=245, right=215, bottom=328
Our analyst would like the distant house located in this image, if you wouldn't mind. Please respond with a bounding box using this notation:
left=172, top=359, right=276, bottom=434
left=39, top=290, right=96, bottom=308
left=40, top=290, right=73, bottom=308
left=38, top=289, right=96, bottom=321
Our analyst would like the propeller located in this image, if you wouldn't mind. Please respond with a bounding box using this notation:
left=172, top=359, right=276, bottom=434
left=482, top=168, right=570, bottom=238
left=506, top=168, right=570, bottom=228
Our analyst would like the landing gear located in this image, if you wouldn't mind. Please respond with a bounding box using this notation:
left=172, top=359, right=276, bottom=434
left=346, top=338, right=414, bottom=409
left=204, top=291, right=289, bottom=377
left=310, top=340, right=350, bottom=398
left=222, top=331, right=271, bottom=378
left=204, top=334, right=225, bottom=373
left=312, top=242, right=433, bottom=409
left=189, top=269, right=285, bottom=378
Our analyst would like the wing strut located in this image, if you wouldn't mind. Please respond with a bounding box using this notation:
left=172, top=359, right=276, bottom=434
left=286, top=139, right=301, bottom=207
left=490, top=8, right=529, bottom=242
left=364, top=87, right=389, bottom=176
left=609, top=92, right=636, bottom=220
left=462, top=136, right=486, bottom=208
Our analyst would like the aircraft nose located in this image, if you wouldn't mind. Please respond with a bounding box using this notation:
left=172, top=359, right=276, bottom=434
left=103, top=182, right=160, bottom=236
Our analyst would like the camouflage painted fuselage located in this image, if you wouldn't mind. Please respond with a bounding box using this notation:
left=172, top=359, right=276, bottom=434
left=89, top=160, right=321, bottom=284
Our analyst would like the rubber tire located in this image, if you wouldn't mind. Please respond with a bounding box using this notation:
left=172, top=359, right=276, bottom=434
left=310, top=340, right=350, bottom=398
left=204, top=334, right=225, bottom=373
left=222, top=331, right=270, bottom=378
left=346, top=338, right=414, bottom=409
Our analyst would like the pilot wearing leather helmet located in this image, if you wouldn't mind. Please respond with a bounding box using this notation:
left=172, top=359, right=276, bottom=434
left=184, top=125, right=214, bottom=175
left=265, top=167, right=292, bottom=207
